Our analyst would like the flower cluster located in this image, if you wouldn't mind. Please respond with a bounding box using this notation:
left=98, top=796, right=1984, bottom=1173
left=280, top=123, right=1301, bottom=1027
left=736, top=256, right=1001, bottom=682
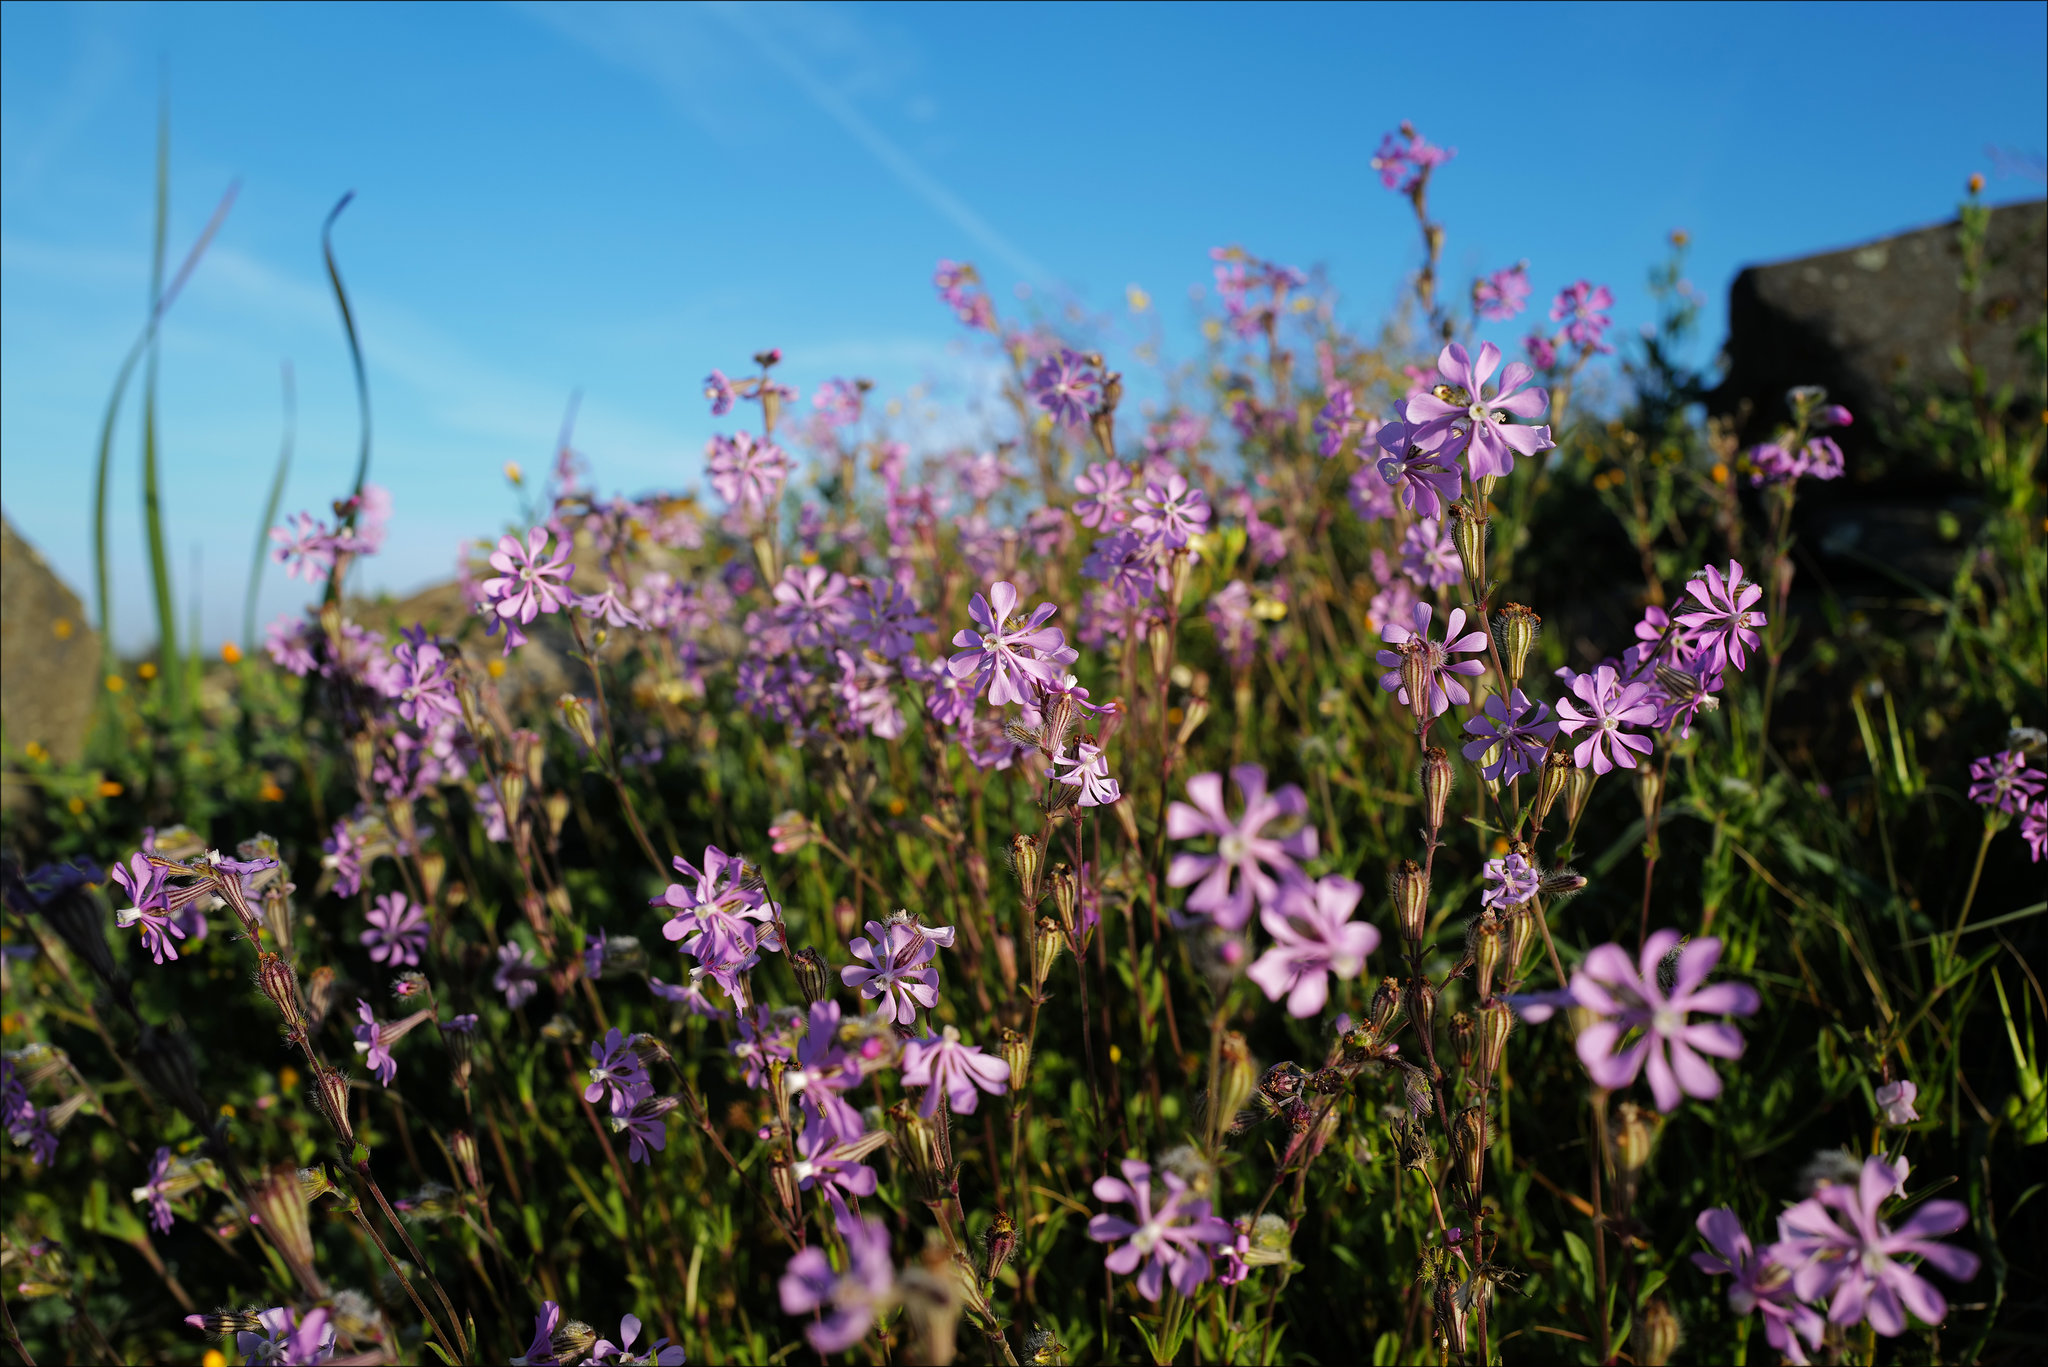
left=1693, top=1155, right=1979, bottom=1357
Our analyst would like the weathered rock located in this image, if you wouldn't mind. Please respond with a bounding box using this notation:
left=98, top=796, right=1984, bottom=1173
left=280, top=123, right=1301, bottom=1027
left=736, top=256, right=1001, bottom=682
left=2, top=511, right=102, bottom=769
left=1711, top=199, right=2046, bottom=461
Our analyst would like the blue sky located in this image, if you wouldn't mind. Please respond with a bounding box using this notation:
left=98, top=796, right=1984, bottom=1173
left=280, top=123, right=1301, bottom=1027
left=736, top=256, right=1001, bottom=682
left=3, top=1, right=2044, bottom=650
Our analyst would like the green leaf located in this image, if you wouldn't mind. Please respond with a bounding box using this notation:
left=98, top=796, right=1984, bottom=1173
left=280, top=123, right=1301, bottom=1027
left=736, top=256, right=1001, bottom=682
left=1561, top=1229, right=1594, bottom=1305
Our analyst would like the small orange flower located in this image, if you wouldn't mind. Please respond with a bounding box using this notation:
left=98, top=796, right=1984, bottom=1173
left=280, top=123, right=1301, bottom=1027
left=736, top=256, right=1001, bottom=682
left=138, top=661, right=158, bottom=680
left=98, top=780, right=123, bottom=798
left=222, top=642, right=243, bottom=664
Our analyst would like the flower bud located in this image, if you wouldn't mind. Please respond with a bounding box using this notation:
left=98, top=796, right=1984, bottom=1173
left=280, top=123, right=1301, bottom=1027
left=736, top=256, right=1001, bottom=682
left=187, top=1311, right=266, bottom=1338
left=1611, top=1101, right=1659, bottom=1177
left=1398, top=644, right=1434, bottom=730
left=769, top=1150, right=801, bottom=1222
left=255, top=953, right=307, bottom=1037
left=1176, top=695, right=1211, bottom=747
left=1112, top=793, right=1141, bottom=849
left=1215, top=1031, right=1256, bottom=1135
left=1636, top=765, right=1662, bottom=824
left=1391, top=860, right=1430, bottom=945
left=387, top=796, right=417, bottom=851
left=249, top=1163, right=323, bottom=1295
left=1447, top=500, right=1486, bottom=588
left=1504, top=908, right=1537, bottom=981
left=1494, top=603, right=1540, bottom=689
left=982, top=1210, right=1017, bottom=1286
left=1031, top=917, right=1065, bottom=994
left=1471, top=911, right=1505, bottom=1002
left=450, top=1129, right=483, bottom=1192
left=1478, top=1000, right=1514, bottom=1074
left=349, top=731, right=377, bottom=788
left=1433, top=1276, right=1468, bottom=1355
left=1566, top=764, right=1596, bottom=825
left=1633, top=1298, right=1681, bottom=1367
left=831, top=897, right=859, bottom=942
left=768, top=809, right=817, bottom=855
left=412, top=851, right=444, bottom=905
left=1148, top=619, right=1174, bottom=680
left=1010, top=833, right=1043, bottom=910
left=1420, top=748, right=1453, bottom=834
left=1000, top=1028, right=1032, bottom=1096
left=1448, top=1011, right=1477, bottom=1069
left=1453, top=1106, right=1487, bottom=1197
left=890, top=1101, right=949, bottom=1204
left=305, top=965, right=337, bottom=1027
left=790, top=947, right=830, bottom=1008
left=993, top=933, right=1019, bottom=992
left=1534, top=747, right=1572, bottom=826
left=550, top=1320, right=599, bottom=1365
left=1406, top=977, right=1438, bottom=1047
left=544, top=793, right=571, bottom=839
left=1166, top=549, right=1193, bottom=614
left=965, top=847, right=991, bottom=905
left=1369, top=975, right=1404, bottom=1035
left=1047, top=863, right=1078, bottom=935
left=316, top=1065, right=354, bottom=1143
left=557, top=696, right=598, bottom=750
left=261, top=880, right=295, bottom=955
left=297, top=1164, right=340, bottom=1205
left=1540, top=868, right=1588, bottom=901
left=1477, top=740, right=1503, bottom=797
left=497, top=770, right=528, bottom=823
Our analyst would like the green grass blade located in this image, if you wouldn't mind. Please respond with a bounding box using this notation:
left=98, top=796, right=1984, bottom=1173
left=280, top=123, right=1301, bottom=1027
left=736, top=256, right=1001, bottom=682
left=85, top=126, right=236, bottom=678
left=322, top=193, right=372, bottom=524
left=244, top=360, right=296, bottom=652
left=141, top=101, right=181, bottom=713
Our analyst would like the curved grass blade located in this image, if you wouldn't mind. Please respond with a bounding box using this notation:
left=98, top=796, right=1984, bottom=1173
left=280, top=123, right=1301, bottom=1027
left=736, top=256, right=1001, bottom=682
left=87, top=176, right=240, bottom=664
left=322, top=192, right=372, bottom=525
left=244, top=360, right=296, bottom=652
left=140, top=104, right=185, bottom=715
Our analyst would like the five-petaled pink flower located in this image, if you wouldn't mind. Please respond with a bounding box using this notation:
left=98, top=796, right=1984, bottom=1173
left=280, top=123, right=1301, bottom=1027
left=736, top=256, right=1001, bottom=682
left=1691, top=1208, right=1824, bottom=1365
left=949, top=581, right=1071, bottom=708
left=481, top=526, right=574, bottom=629
left=1402, top=342, right=1553, bottom=481
left=1772, top=1155, right=1979, bottom=1338
left=1027, top=348, right=1100, bottom=428
left=1166, top=764, right=1318, bottom=931
left=707, top=431, right=793, bottom=519
left=1129, top=474, right=1212, bottom=549
left=1556, top=664, right=1659, bottom=773
left=1373, top=421, right=1463, bottom=519
left=1376, top=602, right=1488, bottom=720
left=1550, top=280, right=1615, bottom=352
left=900, top=1025, right=1010, bottom=1116
left=1074, top=462, right=1134, bottom=529
left=1087, top=1159, right=1235, bottom=1302
left=840, top=919, right=942, bottom=1025
left=111, top=852, right=184, bottom=964
left=1571, top=929, right=1760, bottom=1112
left=360, top=891, right=428, bottom=967
left=1967, top=749, right=2043, bottom=815
left=1676, top=560, right=1767, bottom=674
left=1247, top=875, right=1379, bottom=1018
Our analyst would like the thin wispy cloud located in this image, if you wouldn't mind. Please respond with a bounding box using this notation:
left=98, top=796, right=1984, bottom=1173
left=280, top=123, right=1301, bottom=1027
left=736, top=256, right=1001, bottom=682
left=706, top=3, right=1049, bottom=283
left=525, top=0, right=1049, bottom=283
